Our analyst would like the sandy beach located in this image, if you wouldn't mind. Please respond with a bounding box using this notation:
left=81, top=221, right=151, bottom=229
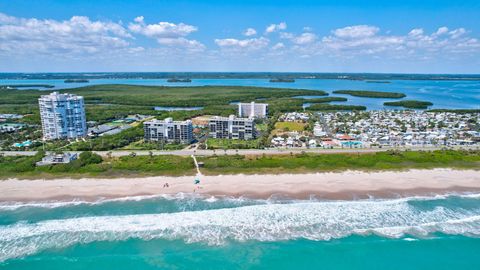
left=0, top=168, right=479, bottom=201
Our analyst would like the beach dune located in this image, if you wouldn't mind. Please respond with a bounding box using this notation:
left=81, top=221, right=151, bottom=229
left=1, top=169, right=479, bottom=201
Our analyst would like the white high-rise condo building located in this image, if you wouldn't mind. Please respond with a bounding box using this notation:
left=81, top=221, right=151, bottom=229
left=209, top=115, right=256, bottom=140
left=39, top=92, right=87, bottom=140
left=238, top=102, right=268, bottom=118
left=144, top=118, right=193, bottom=144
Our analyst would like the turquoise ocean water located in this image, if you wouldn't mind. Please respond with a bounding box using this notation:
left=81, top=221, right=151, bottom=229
left=1, top=78, right=480, bottom=110
left=1, top=193, right=480, bottom=269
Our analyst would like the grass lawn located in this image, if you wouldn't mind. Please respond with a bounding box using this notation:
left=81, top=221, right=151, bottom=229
left=206, top=138, right=262, bottom=150
left=274, top=122, right=306, bottom=132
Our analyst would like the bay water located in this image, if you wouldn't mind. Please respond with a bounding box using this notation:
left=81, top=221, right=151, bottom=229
left=1, top=78, right=479, bottom=110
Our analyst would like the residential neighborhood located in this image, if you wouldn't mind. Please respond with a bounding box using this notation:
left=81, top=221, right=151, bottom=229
left=270, top=110, right=480, bottom=149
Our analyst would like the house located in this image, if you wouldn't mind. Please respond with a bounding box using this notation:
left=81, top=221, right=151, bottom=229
left=36, top=152, right=78, bottom=166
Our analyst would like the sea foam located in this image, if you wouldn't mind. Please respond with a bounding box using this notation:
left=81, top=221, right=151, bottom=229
left=1, top=192, right=479, bottom=211
left=1, top=195, right=480, bottom=262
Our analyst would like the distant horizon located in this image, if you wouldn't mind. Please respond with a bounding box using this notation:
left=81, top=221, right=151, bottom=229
left=2, top=71, right=480, bottom=75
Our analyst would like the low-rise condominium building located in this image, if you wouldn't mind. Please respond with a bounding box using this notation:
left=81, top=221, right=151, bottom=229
left=144, top=118, right=193, bottom=144
left=209, top=115, right=256, bottom=140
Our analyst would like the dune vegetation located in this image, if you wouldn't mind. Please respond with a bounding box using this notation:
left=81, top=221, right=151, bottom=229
left=1, top=150, right=479, bottom=179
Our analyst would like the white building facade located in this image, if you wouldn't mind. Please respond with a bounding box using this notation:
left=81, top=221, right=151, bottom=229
left=238, top=102, right=268, bottom=118
left=144, top=118, right=193, bottom=144
left=39, top=92, right=87, bottom=140
left=209, top=115, right=256, bottom=140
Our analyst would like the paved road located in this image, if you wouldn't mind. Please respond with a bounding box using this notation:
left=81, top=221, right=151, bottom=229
left=1, top=145, right=479, bottom=157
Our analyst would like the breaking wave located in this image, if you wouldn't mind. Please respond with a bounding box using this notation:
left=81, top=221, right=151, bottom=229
left=1, top=192, right=479, bottom=211
left=1, top=194, right=480, bottom=262
left=0, top=193, right=269, bottom=211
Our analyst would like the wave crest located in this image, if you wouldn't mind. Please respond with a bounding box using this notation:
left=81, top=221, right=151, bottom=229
left=1, top=197, right=480, bottom=262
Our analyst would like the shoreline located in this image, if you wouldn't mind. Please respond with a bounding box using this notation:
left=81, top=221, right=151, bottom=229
left=1, top=168, right=479, bottom=202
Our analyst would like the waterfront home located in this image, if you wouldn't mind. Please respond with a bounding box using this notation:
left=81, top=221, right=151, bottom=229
left=36, top=152, right=78, bottom=166
left=0, top=123, right=25, bottom=133
left=0, top=114, right=23, bottom=120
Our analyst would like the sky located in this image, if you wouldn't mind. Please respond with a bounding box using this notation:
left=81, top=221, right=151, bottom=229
left=1, top=0, right=480, bottom=73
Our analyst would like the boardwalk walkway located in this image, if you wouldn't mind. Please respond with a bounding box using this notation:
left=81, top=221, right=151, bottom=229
left=191, top=154, right=202, bottom=176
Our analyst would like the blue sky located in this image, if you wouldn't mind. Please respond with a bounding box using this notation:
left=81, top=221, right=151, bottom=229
left=1, top=0, right=479, bottom=73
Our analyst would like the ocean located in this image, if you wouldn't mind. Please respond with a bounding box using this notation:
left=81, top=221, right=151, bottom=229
left=1, top=193, right=480, bottom=269
left=1, top=78, right=480, bottom=110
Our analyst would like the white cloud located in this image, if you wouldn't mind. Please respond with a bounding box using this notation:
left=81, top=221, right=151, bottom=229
left=0, top=12, right=131, bottom=56
left=272, top=42, right=285, bottom=50
left=0, top=13, right=16, bottom=24
left=243, top=28, right=257, bottom=36
left=449, top=28, right=466, bottom=39
left=279, top=31, right=317, bottom=47
left=291, top=33, right=317, bottom=45
left=215, top=37, right=269, bottom=51
left=133, top=16, right=144, bottom=23
left=265, top=22, right=287, bottom=33
left=129, top=18, right=197, bottom=38
left=435, top=27, right=449, bottom=36
left=333, top=25, right=379, bottom=39
left=408, top=28, right=424, bottom=38
left=156, top=37, right=205, bottom=51
left=279, top=32, right=294, bottom=39
left=128, top=16, right=204, bottom=51
left=318, top=25, right=480, bottom=59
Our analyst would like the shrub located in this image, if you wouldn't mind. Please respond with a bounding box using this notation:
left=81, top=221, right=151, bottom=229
left=79, top=151, right=103, bottom=165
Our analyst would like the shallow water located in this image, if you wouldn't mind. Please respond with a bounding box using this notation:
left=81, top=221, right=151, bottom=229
left=1, top=78, right=479, bottom=110
left=1, top=193, right=480, bottom=269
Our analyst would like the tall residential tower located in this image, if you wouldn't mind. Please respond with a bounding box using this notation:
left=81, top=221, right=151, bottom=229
left=238, top=102, right=268, bottom=118
left=39, top=92, right=87, bottom=140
